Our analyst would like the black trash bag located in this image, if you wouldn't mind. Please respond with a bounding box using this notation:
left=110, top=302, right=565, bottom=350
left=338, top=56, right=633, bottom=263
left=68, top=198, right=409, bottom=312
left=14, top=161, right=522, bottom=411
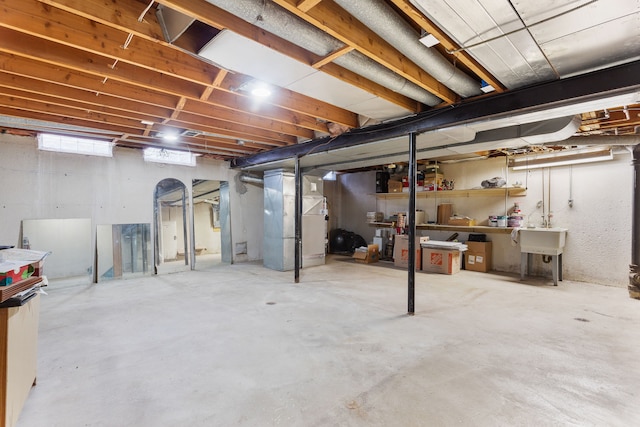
left=329, top=228, right=367, bottom=254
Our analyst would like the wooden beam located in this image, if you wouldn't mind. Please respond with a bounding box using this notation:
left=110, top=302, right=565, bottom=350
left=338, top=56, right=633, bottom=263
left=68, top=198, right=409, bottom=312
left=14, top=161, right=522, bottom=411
left=270, top=0, right=459, bottom=103
left=164, top=97, right=188, bottom=123
left=3, top=0, right=214, bottom=87
left=27, top=0, right=357, bottom=130
left=312, top=45, right=354, bottom=69
left=0, top=38, right=322, bottom=136
left=388, top=0, right=506, bottom=93
left=297, top=0, right=323, bottom=13
left=200, top=70, right=228, bottom=101
left=154, top=0, right=417, bottom=115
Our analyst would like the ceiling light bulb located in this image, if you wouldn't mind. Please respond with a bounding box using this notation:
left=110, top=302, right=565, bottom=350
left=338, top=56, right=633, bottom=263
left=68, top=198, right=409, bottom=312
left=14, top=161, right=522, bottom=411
left=251, top=85, right=272, bottom=98
left=163, top=133, right=178, bottom=142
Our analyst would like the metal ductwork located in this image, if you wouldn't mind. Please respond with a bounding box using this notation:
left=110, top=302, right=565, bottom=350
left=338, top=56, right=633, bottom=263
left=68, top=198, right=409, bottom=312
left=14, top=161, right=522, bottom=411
left=203, top=0, right=442, bottom=106
left=239, top=173, right=264, bottom=185
left=332, top=0, right=481, bottom=98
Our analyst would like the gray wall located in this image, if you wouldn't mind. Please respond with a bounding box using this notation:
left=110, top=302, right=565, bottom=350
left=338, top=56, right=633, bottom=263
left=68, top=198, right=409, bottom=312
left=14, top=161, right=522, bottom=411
left=0, top=134, right=263, bottom=277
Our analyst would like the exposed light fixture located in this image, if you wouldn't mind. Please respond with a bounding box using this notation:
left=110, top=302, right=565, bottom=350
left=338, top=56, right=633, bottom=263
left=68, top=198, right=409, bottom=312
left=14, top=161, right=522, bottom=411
left=480, top=80, right=495, bottom=93
left=236, top=139, right=245, bottom=145
left=419, top=32, right=440, bottom=48
left=250, top=82, right=272, bottom=98
left=141, top=120, right=154, bottom=126
left=509, top=146, right=613, bottom=170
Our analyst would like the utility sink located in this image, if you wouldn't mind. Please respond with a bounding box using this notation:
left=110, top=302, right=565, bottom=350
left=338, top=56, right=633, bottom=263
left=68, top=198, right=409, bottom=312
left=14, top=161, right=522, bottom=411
left=519, top=228, right=567, bottom=255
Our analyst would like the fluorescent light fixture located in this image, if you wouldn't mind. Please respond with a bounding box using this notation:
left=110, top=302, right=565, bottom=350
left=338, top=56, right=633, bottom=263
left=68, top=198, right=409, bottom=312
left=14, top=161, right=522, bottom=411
left=38, top=133, right=113, bottom=157
left=419, top=33, right=440, bottom=48
left=143, top=147, right=196, bottom=166
left=509, top=146, right=613, bottom=170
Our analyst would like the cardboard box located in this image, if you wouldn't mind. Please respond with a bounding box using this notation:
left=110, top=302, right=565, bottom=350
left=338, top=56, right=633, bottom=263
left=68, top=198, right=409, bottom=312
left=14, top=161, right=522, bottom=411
left=353, top=244, right=379, bottom=264
left=421, top=248, right=460, bottom=275
left=393, top=235, right=421, bottom=269
left=448, top=217, right=476, bottom=226
left=464, top=241, right=492, bottom=272
left=388, top=180, right=403, bottom=193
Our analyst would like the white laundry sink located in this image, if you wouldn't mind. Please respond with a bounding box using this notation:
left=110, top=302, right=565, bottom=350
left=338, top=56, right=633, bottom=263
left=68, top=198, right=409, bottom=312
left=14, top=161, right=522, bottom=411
left=519, top=228, right=567, bottom=255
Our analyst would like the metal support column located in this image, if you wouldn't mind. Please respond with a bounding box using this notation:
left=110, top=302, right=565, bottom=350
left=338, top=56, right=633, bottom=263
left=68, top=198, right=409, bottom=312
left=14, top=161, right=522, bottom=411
left=629, top=145, right=640, bottom=299
left=294, top=155, right=302, bottom=283
left=408, top=132, right=417, bottom=314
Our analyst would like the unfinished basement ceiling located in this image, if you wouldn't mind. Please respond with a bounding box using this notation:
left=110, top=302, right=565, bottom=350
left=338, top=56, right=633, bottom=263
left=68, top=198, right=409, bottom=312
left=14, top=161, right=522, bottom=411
left=0, top=0, right=638, bottom=165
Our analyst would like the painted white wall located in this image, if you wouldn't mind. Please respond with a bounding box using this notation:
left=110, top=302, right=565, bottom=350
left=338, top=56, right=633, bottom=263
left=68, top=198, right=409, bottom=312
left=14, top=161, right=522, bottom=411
left=337, top=151, right=633, bottom=287
left=0, top=134, right=264, bottom=275
left=193, top=202, right=221, bottom=254
left=227, top=174, right=264, bottom=262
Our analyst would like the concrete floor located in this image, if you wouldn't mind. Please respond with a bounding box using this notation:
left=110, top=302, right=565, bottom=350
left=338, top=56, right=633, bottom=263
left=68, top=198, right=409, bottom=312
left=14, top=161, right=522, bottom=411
left=16, top=256, right=640, bottom=426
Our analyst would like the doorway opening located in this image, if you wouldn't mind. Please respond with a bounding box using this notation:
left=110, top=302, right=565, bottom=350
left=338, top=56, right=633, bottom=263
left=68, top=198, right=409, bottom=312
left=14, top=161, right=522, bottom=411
left=191, top=179, right=231, bottom=269
left=154, top=178, right=189, bottom=274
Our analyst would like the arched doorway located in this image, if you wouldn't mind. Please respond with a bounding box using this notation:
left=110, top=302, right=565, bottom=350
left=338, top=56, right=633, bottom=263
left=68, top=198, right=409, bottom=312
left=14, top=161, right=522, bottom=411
left=154, top=178, right=190, bottom=274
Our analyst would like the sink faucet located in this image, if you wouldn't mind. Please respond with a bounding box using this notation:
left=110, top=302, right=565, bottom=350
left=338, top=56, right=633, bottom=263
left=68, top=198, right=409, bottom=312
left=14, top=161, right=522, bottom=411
left=541, top=212, right=553, bottom=228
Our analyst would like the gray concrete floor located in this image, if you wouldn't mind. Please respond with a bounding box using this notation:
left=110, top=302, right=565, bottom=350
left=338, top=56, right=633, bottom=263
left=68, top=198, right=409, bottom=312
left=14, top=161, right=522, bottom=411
left=16, top=256, right=640, bottom=426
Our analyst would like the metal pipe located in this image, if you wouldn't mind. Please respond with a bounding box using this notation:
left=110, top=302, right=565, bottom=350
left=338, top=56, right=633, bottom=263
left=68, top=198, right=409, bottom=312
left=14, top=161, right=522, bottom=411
left=408, top=132, right=417, bottom=315
left=333, top=0, right=480, bottom=97
left=629, top=144, right=640, bottom=299
left=294, top=155, right=302, bottom=283
left=239, top=174, right=264, bottom=185
left=231, top=60, right=640, bottom=169
left=205, top=0, right=442, bottom=105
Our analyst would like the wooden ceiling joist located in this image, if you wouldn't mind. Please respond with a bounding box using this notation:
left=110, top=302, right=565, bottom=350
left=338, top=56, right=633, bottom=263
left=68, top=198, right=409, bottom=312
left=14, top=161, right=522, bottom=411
left=387, top=0, right=506, bottom=93
left=270, top=0, right=459, bottom=104
left=154, top=0, right=420, bottom=115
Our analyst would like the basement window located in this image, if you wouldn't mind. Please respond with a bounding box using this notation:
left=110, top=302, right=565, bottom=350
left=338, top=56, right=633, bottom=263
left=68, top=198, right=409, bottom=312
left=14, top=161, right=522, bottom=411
left=143, top=147, right=197, bottom=167
left=38, top=133, right=113, bottom=157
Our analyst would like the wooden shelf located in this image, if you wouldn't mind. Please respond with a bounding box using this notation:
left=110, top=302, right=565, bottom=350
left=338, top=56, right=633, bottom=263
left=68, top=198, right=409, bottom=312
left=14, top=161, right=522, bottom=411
left=375, top=187, right=526, bottom=200
left=368, top=223, right=516, bottom=234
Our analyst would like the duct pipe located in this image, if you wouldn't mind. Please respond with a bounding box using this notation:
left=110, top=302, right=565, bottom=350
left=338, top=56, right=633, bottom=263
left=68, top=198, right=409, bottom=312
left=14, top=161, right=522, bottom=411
left=629, top=144, right=640, bottom=299
left=205, top=0, right=442, bottom=105
left=239, top=174, right=264, bottom=185
left=333, top=0, right=481, bottom=97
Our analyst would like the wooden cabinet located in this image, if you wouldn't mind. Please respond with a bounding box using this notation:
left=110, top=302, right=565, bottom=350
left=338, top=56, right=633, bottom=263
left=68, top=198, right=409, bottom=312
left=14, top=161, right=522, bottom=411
left=0, top=294, right=39, bottom=427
